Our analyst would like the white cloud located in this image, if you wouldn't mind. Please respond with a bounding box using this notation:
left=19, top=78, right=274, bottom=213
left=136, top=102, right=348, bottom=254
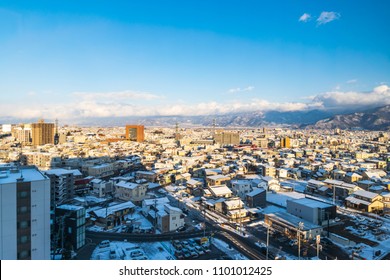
left=347, top=79, right=358, bottom=84
left=3, top=85, right=389, bottom=122
left=299, top=13, right=311, bottom=22
left=317, top=11, right=341, bottom=25
left=228, top=86, right=254, bottom=94
left=312, top=85, right=390, bottom=108
left=72, top=90, right=163, bottom=101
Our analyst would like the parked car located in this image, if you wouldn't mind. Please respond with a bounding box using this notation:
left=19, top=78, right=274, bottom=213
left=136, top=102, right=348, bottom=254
left=356, top=216, right=365, bottom=222
left=99, top=240, right=110, bottom=248
left=176, top=226, right=187, bottom=232
left=195, top=246, right=205, bottom=255
left=182, top=248, right=191, bottom=258
left=357, top=230, right=366, bottom=236
left=358, top=224, right=368, bottom=231
left=374, top=221, right=383, bottom=227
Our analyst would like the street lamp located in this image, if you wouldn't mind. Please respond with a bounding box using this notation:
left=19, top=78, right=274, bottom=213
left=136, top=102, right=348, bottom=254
left=297, top=221, right=304, bottom=260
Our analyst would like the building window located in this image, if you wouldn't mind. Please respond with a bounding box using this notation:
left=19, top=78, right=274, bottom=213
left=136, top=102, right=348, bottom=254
left=17, top=250, right=30, bottom=260
left=18, top=221, right=30, bottom=229
left=18, top=206, right=29, bottom=214
left=19, top=235, right=30, bottom=244
left=18, top=191, right=30, bottom=198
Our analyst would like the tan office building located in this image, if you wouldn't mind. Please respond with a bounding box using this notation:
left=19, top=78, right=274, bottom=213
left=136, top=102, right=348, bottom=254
left=214, top=131, right=240, bottom=145
left=125, top=125, right=144, bottom=142
left=31, top=120, right=54, bottom=146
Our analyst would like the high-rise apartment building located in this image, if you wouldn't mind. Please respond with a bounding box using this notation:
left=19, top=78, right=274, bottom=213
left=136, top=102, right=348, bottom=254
left=125, top=125, right=145, bottom=142
left=280, top=136, right=291, bottom=148
left=44, top=169, right=80, bottom=209
left=12, top=124, right=32, bottom=144
left=31, top=119, right=55, bottom=146
left=0, top=165, right=51, bottom=260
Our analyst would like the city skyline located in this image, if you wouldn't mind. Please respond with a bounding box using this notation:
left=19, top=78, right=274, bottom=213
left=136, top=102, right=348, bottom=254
left=0, top=1, right=389, bottom=123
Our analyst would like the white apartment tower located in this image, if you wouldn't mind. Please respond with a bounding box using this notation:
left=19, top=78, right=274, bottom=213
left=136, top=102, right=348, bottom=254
left=0, top=166, right=51, bottom=260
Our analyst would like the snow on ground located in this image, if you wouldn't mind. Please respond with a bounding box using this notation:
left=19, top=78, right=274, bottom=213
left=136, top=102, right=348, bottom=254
left=212, top=238, right=249, bottom=260
left=124, top=211, right=153, bottom=230
left=91, top=241, right=174, bottom=260
left=333, top=211, right=390, bottom=259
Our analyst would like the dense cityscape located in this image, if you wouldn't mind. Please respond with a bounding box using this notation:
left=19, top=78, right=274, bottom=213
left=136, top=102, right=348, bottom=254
left=1, top=120, right=389, bottom=260
left=1, top=5, right=390, bottom=277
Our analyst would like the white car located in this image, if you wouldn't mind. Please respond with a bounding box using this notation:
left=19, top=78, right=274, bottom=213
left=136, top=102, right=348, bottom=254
left=99, top=240, right=110, bottom=248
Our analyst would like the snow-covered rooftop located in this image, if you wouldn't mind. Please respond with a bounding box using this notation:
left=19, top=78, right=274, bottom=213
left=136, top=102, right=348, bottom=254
left=45, top=168, right=82, bottom=177
left=0, top=166, right=47, bottom=184
left=56, top=204, right=84, bottom=211
left=116, top=181, right=139, bottom=190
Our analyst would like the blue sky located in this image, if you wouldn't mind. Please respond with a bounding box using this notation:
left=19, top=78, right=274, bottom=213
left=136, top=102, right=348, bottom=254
left=0, top=0, right=389, bottom=121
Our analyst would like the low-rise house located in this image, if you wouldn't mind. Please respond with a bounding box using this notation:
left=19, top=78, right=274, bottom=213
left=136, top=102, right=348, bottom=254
left=89, top=201, right=136, bottom=228
left=208, top=185, right=233, bottom=198
left=142, top=197, right=170, bottom=216
left=156, top=204, right=185, bottom=233
left=306, top=179, right=326, bottom=194
left=323, top=179, right=362, bottom=200
left=345, top=190, right=384, bottom=213
left=206, top=174, right=230, bottom=186
left=356, top=180, right=375, bottom=190
left=383, top=193, right=390, bottom=213
left=91, top=178, right=114, bottom=198
left=344, top=172, right=363, bottom=183
left=185, top=178, right=203, bottom=197
left=223, top=198, right=248, bottom=222
left=246, top=188, right=266, bottom=208
left=257, top=176, right=280, bottom=192
left=115, top=181, right=147, bottom=203
left=362, top=170, right=386, bottom=181
left=87, top=163, right=114, bottom=178
left=136, top=171, right=158, bottom=182
left=231, top=179, right=252, bottom=199
left=331, top=169, right=346, bottom=180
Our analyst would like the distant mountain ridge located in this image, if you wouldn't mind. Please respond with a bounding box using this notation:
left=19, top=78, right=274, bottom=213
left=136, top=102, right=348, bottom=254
left=311, top=105, right=390, bottom=131
left=1, top=106, right=390, bottom=130
left=70, top=109, right=332, bottom=127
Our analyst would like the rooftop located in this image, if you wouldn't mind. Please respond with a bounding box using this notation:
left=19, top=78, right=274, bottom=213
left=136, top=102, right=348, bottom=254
left=353, top=189, right=380, bottom=199
left=0, top=166, right=47, bottom=184
left=56, top=204, right=84, bottom=211
left=290, top=198, right=333, bottom=209
left=45, top=168, right=82, bottom=177
left=116, top=181, right=139, bottom=190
